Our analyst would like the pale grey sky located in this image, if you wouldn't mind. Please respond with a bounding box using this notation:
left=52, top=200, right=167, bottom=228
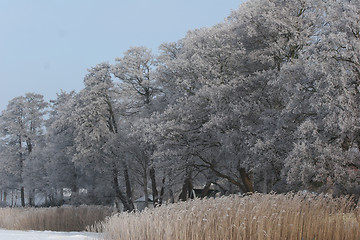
left=0, top=0, right=244, bottom=111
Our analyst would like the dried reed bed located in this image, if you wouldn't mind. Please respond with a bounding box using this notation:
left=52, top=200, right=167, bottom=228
left=102, top=193, right=360, bottom=240
left=0, top=205, right=114, bottom=232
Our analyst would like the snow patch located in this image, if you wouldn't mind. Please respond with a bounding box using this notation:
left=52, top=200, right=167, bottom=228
left=0, top=229, right=100, bottom=240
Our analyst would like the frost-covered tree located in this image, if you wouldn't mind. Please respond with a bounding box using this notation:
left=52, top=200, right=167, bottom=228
left=281, top=0, right=360, bottom=194
left=136, top=0, right=326, bottom=196
left=42, top=91, right=81, bottom=204
left=72, top=63, right=135, bottom=210
left=143, top=22, right=248, bottom=197
left=0, top=93, right=47, bottom=206
left=22, top=93, right=48, bottom=206
left=113, top=46, right=167, bottom=207
left=0, top=97, right=27, bottom=206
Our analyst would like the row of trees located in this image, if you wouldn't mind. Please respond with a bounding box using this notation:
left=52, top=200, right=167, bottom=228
left=0, top=0, right=359, bottom=209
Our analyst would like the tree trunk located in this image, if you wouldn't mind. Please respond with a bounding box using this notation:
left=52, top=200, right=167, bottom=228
left=72, top=172, right=78, bottom=193
left=158, top=177, right=166, bottom=206
left=28, top=192, right=34, bottom=207
left=239, top=168, right=254, bottom=193
left=201, top=181, right=212, bottom=198
left=179, top=174, right=193, bottom=201
left=143, top=174, right=149, bottom=208
left=18, top=137, right=25, bottom=207
left=11, top=190, right=15, bottom=207
left=149, top=167, right=159, bottom=207
left=123, top=164, right=135, bottom=211
left=20, top=187, right=25, bottom=207
left=169, top=188, right=175, bottom=204
left=112, top=166, right=132, bottom=212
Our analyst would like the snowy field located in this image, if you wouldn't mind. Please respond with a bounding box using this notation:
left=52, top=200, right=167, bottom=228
left=0, top=229, right=100, bottom=240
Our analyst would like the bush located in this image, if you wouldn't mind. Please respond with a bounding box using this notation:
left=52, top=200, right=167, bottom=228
left=102, top=193, right=360, bottom=240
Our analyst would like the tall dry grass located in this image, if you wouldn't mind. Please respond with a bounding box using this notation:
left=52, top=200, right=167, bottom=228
left=101, top=193, right=360, bottom=240
left=0, top=205, right=114, bottom=232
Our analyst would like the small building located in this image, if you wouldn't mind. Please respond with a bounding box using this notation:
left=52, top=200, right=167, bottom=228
left=190, top=189, right=219, bottom=199
left=134, top=195, right=153, bottom=211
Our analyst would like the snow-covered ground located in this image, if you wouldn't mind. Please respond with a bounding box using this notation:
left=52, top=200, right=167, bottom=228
left=0, top=229, right=101, bottom=240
